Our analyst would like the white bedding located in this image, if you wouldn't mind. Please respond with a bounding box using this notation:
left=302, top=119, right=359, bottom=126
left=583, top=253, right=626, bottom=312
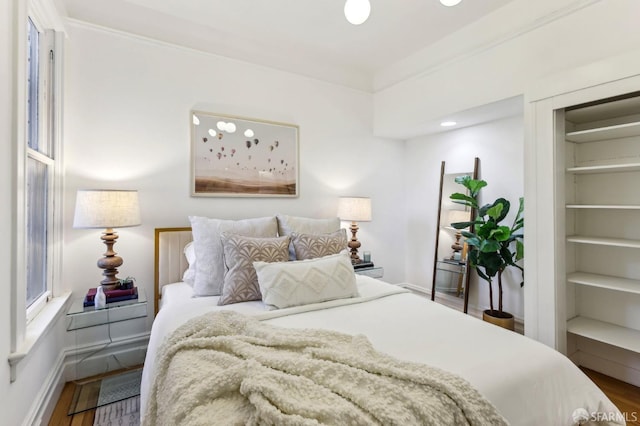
left=143, top=276, right=622, bottom=426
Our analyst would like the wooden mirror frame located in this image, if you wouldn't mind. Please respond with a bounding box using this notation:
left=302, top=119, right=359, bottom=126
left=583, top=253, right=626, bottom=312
left=431, top=157, right=479, bottom=313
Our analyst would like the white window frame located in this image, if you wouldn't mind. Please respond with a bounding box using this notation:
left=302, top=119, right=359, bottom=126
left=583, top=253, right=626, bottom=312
left=9, top=0, right=66, bottom=382
left=25, top=16, right=56, bottom=323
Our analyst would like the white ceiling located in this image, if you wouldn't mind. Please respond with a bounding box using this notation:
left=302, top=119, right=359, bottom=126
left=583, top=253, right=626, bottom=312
left=61, top=0, right=516, bottom=92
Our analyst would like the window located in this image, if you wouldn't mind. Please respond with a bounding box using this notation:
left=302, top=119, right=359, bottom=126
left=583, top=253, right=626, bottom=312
left=25, top=16, right=57, bottom=320
left=8, top=0, right=65, bottom=382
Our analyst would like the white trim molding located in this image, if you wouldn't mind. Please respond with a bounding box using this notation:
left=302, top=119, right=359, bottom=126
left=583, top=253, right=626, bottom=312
left=9, top=0, right=66, bottom=383
left=374, top=0, right=602, bottom=92
left=63, top=332, right=149, bottom=381
left=8, top=293, right=71, bottom=382
left=20, top=347, right=66, bottom=426
left=23, top=332, right=149, bottom=425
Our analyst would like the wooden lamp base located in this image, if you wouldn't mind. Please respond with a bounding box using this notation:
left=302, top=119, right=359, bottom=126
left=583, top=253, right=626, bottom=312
left=348, top=221, right=362, bottom=264
left=97, top=228, right=123, bottom=290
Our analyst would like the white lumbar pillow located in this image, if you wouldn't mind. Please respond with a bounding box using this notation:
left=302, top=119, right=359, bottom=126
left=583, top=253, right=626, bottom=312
left=254, top=251, right=358, bottom=309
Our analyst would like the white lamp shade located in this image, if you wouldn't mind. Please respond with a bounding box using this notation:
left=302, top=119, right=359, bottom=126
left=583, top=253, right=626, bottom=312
left=73, top=190, right=141, bottom=229
left=337, top=197, right=372, bottom=222
left=448, top=209, right=470, bottom=226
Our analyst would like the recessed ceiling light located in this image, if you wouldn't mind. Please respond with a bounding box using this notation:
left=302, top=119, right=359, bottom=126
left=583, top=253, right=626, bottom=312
left=441, top=121, right=457, bottom=127
left=440, top=0, right=462, bottom=6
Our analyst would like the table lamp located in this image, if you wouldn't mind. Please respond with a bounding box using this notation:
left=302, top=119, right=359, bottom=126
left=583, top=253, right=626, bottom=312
left=337, top=196, right=372, bottom=264
left=448, top=209, right=470, bottom=260
left=73, top=189, right=141, bottom=290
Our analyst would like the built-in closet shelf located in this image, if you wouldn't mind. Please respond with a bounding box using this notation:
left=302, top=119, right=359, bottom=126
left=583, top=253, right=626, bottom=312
left=567, top=316, right=640, bottom=354
left=566, top=121, right=640, bottom=143
left=558, top=90, right=640, bottom=378
left=567, top=163, right=640, bottom=174
left=567, top=272, right=640, bottom=294
left=566, top=204, right=640, bottom=210
left=566, top=235, right=640, bottom=249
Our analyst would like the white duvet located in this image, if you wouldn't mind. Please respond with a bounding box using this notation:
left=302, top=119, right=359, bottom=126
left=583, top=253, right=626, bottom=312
left=142, top=276, right=623, bottom=426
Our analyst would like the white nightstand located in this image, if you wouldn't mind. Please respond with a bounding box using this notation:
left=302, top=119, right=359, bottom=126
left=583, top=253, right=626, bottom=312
left=66, top=289, right=148, bottom=331
left=355, top=266, right=384, bottom=279
left=66, top=288, right=148, bottom=388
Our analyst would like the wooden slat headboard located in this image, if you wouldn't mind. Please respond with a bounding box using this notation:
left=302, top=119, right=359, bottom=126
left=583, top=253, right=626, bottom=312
left=153, top=227, right=193, bottom=315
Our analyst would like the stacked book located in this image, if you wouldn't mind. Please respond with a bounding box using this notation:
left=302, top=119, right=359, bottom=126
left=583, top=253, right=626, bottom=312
left=84, top=286, right=138, bottom=307
left=353, top=261, right=375, bottom=269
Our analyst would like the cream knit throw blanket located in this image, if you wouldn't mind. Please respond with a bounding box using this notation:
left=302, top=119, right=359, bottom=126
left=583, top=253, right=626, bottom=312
left=143, top=311, right=507, bottom=426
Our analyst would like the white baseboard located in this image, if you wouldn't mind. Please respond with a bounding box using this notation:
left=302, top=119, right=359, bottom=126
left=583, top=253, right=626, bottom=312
left=572, top=337, right=640, bottom=387
left=35, top=332, right=149, bottom=425
left=22, top=350, right=67, bottom=426
left=63, top=332, right=149, bottom=380
left=396, top=282, right=429, bottom=297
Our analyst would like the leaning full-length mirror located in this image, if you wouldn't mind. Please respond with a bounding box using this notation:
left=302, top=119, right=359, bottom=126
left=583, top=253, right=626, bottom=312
left=431, top=158, right=479, bottom=313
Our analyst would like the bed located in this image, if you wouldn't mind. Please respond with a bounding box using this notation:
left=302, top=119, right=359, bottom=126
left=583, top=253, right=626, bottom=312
left=141, top=220, right=624, bottom=425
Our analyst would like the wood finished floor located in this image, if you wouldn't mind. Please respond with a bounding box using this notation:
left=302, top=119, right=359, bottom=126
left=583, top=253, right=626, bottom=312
left=49, top=366, right=141, bottom=426
left=49, top=367, right=640, bottom=425
left=581, top=368, right=640, bottom=426
left=50, top=381, right=99, bottom=426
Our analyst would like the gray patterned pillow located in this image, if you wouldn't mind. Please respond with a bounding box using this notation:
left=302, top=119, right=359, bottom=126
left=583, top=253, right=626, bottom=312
left=291, top=229, right=348, bottom=260
left=276, top=214, right=341, bottom=260
left=218, top=234, right=290, bottom=305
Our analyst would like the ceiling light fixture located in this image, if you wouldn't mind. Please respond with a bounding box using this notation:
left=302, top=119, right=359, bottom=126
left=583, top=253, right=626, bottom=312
left=440, top=0, right=462, bottom=6
left=441, top=121, right=457, bottom=127
left=344, top=0, right=371, bottom=25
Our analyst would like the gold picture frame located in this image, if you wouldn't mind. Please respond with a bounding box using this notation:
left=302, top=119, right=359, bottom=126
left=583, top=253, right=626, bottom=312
left=191, top=111, right=299, bottom=197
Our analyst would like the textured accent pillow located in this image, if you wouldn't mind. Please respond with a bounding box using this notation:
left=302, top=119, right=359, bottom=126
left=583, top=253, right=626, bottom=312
left=218, top=234, right=290, bottom=306
left=276, top=214, right=341, bottom=260
left=291, top=229, right=348, bottom=260
left=254, top=252, right=358, bottom=309
left=189, top=216, right=278, bottom=296
left=181, top=242, right=196, bottom=286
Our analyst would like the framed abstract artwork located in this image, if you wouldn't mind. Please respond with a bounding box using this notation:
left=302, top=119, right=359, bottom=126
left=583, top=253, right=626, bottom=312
left=191, top=111, right=299, bottom=197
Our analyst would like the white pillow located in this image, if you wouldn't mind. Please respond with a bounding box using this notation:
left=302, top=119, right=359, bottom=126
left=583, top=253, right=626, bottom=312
left=276, top=214, right=341, bottom=260
left=254, top=252, right=358, bottom=309
left=189, top=216, right=278, bottom=296
left=181, top=242, right=196, bottom=286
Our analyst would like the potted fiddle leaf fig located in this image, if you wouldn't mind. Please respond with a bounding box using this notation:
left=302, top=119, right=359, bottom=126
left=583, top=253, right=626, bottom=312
left=450, top=176, right=524, bottom=331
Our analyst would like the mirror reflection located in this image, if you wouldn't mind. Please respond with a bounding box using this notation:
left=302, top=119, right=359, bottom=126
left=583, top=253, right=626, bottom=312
left=431, top=158, right=479, bottom=313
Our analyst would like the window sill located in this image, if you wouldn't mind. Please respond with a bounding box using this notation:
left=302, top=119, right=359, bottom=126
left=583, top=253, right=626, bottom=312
left=7, top=292, right=72, bottom=382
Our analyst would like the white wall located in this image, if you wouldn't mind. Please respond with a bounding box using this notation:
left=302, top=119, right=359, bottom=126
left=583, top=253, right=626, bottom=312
left=404, top=115, right=524, bottom=319
left=62, top=22, right=406, bottom=334
left=375, top=0, right=640, bottom=139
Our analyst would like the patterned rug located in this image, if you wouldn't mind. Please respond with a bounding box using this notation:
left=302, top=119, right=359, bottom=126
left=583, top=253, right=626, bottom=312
left=93, top=395, right=140, bottom=426
left=68, top=368, right=143, bottom=416
left=97, top=369, right=143, bottom=406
